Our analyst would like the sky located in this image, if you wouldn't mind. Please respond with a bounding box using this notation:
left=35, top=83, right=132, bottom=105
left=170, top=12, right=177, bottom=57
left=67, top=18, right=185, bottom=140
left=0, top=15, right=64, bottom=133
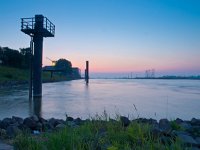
left=0, top=0, right=200, bottom=77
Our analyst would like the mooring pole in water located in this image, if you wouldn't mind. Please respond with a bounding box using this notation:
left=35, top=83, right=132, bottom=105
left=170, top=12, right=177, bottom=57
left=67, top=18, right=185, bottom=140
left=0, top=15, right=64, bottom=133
left=21, top=14, right=55, bottom=97
left=33, top=15, right=44, bottom=97
left=85, top=61, right=89, bottom=84
left=29, top=37, right=33, bottom=98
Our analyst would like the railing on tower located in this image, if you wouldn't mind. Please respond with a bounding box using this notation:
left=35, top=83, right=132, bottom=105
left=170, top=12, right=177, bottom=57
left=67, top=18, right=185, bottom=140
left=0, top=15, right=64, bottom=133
left=21, top=17, right=55, bottom=37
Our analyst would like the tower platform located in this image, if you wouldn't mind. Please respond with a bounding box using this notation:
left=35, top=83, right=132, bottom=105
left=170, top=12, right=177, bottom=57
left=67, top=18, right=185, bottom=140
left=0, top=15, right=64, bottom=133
left=21, top=15, right=55, bottom=37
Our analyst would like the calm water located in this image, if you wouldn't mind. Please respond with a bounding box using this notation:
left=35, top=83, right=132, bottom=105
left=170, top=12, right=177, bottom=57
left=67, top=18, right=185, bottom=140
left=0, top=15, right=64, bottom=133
left=0, top=79, right=200, bottom=120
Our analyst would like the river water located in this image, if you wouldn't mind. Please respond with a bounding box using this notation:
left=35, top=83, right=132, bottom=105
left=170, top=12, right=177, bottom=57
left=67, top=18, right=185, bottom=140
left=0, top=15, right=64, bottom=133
left=0, top=79, right=200, bottom=120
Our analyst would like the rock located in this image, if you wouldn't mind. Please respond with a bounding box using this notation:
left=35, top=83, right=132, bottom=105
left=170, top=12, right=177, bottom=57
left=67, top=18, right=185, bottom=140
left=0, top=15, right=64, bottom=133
left=6, top=125, right=21, bottom=137
left=58, top=119, right=65, bottom=125
left=160, top=135, right=172, bottom=145
left=12, top=116, right=23, bottom=125
left=35, top=122, right=43, bottom=131
left=43, top=122, right=53, bottom=131
left=18, top=124, right=31, bottom=133
left=23, top=117, right=37, bottom=130
left=177, top=133, right=197, bottom=146
left=159, top=119, right=171, bottom=133
left=67, top=116, right=74, bottom=121
left=191, top=118, right=200, bottom=126
left=120, top=116, right=130, bottom=127
left=67, top=121, right=77, bottom=128
left=179, top=122, right=192, bottom=130
left=135, top=118, right=148, bottom=123
left=0, top=118, right=13, bottom=129
left=172, top=130, right=190, bottom=136
left=74, top=118, right=82, bottom=125
left=55, top=124, right=66, bottom=130
left=0, top=129, right=6, bottom=137
left=148, top=118, right=158, bottom=125
left=48, top=118, right=63, bottom=128
left=175, top=118, right=183, bottom=124
left=151, top=126, right=162, bottom=139
left=31, top=115, right=39, bottom=122
left=187, top=126, right=200, bottom=137
left=39, top=117, right=47, bottom=124
left=195, top=137, right=200, bottom=146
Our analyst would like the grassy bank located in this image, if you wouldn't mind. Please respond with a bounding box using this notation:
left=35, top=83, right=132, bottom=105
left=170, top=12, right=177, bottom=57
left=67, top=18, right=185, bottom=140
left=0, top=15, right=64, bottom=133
left=13, top=119, right=184, bottom=150
left=0, top=66, right=72, bottom=85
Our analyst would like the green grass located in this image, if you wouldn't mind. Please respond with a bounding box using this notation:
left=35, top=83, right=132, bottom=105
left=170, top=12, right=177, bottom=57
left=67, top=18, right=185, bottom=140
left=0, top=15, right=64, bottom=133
left=0, top=66, right=71, bottom=84
left=14, top=118, right=184, bottom=150
left=0, top=66, right=29, bottom=83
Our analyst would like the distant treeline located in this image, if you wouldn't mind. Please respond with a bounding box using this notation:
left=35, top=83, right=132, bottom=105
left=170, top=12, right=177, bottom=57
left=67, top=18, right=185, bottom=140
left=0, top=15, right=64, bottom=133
left=0, top=46, right=31, bottom=69
left=158, top=75, right=200, bottom=79
left=0, top=46, right=75, bottom=76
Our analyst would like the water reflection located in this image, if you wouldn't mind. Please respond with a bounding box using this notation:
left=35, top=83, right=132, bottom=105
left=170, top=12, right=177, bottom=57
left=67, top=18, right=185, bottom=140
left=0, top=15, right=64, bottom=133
left=29, top=97, right=42, bottom=118
left=0, top=79, right=200, bottom=120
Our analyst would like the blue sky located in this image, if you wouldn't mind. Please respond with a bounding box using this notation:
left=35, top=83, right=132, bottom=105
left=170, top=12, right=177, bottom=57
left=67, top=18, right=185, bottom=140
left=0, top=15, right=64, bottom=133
left=0, top=0, right=200, bottom=77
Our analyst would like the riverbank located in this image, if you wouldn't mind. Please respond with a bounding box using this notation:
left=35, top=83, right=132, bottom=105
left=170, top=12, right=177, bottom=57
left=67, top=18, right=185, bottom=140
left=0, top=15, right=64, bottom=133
left=0, top=115, right=200, bottom=149
left=0, top=66, right=79, bottom=89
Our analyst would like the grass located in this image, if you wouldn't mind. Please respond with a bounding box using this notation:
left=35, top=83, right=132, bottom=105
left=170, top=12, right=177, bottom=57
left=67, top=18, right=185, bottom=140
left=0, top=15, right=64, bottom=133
left=0, top=66, right=71, bottom=84
left=0, top=66, right=29, bottom=82
left=14, top=116, right=184, bottom=150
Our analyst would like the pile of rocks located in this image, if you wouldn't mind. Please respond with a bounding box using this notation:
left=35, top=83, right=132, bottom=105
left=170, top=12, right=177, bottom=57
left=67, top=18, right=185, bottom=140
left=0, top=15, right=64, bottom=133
left=0, top=115, right=200, bottom=149
left=0, top=115, right=83, bottom=138
left=122, top=117, right=200, bottom=149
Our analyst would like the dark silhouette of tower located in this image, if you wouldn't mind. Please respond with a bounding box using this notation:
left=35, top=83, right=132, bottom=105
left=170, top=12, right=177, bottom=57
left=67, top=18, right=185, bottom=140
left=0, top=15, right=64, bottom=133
left=21, top=15, right=55, bottom=97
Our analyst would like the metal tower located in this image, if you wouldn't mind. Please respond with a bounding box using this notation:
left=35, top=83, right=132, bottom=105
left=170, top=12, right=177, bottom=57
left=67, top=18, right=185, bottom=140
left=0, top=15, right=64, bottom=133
left=21, top=15, right=55, bottom=97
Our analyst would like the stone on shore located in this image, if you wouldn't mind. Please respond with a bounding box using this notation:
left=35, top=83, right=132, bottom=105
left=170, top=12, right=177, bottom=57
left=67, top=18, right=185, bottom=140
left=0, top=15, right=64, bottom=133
left=6, top=125, right=21, bottom=137
left=159, top=119, right=172, bottom=133
left=23, top=117, right=37, bottom=130
left=120, top=116, right=130, bottom=127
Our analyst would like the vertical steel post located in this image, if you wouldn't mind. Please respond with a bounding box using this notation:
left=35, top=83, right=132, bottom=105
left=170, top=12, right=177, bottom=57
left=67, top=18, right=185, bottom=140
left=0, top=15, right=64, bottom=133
left=33, top=15, right=44, bottom=97
left=29, top=37, right=33, bottom=98
left=85, top=61, right=89, bottom=84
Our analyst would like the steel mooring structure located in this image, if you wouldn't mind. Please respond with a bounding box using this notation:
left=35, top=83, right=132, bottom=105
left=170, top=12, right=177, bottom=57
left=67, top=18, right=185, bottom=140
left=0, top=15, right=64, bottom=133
left=21, top=15, right=55, bottom=97
left=85, top=61, right=89, bottom=84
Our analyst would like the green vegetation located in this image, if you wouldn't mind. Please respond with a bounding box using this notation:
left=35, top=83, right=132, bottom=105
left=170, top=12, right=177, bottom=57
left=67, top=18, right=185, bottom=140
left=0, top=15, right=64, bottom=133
left=14, top=118, right=183, bottom=150
left=0, top=66, right=70, bottom=85
left=170, top=121, right=182, bottom=131
left=0, top=47, right=31, bottom=69
left=55, top=58, right=72, bottom=75
left=0, top=66, right=29, bottom=83
left=0, top=46, right=77, bottom=85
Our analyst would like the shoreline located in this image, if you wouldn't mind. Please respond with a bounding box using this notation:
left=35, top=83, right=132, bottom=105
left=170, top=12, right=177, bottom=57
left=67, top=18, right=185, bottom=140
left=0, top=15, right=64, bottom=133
left=0, top=115, right=200, bottom=149
left=0, top=78, right=81, bottom=89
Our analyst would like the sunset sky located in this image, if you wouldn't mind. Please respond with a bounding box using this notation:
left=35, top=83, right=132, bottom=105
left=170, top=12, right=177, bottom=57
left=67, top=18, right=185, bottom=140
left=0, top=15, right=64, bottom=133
left=0, top=0, right=200, bottom=77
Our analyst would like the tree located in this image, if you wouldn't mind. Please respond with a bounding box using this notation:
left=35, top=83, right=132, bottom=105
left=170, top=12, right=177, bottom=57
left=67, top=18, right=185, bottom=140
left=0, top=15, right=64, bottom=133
left=20, top=47, right=31, bottom=69
left=1, top=47, right=23, bottom=68
left=55, top=58, right=72, bottom=74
